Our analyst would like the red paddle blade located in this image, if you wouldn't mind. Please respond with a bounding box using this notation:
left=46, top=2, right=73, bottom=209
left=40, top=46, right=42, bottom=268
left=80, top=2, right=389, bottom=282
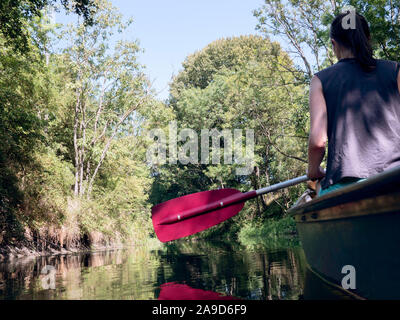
left=152, top=189, right=244, bottom=242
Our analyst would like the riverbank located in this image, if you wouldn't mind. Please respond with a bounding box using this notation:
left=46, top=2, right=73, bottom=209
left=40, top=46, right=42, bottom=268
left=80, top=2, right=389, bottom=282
left=0, top=240, right=127, bottom=262
left=0, top=197, right=155, bottom=262
left=0, top=229, right=163, bottom=262
left=0, top=226, right=129, bottom=262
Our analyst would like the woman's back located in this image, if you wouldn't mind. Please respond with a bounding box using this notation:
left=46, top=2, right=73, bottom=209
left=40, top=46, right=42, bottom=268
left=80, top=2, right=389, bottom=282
left=316, top=58, right=400, bottom=189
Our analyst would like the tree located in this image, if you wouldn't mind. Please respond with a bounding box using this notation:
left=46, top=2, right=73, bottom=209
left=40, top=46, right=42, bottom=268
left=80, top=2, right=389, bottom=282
left=151, top=36, right=308, bottom=225
left=348, top=0, right=400, bottom=61
left=253, top=0, right=400, bottom=83
left=59, top=0, right=152, bottom=198
left=253, top=0, right=338, bottom=82
left=0, top=0, right=164, bottom=247
left=0, top=31, right=47, bottom=241
left=0, top=0, right=97, bottom=53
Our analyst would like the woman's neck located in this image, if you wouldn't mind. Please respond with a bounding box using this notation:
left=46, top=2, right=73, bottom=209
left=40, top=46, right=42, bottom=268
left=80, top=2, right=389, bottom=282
left=338, top=49, right=355, bottom=60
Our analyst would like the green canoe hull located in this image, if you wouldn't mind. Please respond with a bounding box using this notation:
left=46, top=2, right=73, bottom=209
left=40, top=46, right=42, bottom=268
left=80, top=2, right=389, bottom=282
left=290, top=166, right=400, bottom=300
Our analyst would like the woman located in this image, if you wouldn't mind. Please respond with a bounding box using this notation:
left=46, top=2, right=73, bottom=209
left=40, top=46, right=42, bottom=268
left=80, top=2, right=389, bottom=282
left=307, top=12, right=400, bottom=196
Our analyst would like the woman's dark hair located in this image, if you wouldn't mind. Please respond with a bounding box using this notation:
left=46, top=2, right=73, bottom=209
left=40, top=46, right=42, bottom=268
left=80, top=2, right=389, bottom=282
left=330, top=12, right=376, bottom=71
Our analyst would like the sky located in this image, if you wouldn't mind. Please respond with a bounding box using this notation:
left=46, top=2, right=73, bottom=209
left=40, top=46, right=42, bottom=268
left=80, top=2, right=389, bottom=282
left=56, top=0, right=265, bottom=100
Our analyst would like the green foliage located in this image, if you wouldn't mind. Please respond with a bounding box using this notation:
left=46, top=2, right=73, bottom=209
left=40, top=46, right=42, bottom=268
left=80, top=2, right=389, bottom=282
left=0, top=0, right=97, bottom=53
left=0, top=33, right=46, bottom=242
left=22, top=149, right=75, bottom=227
left=348, top=0, right=400, bottom=61
left=0, top=154, right=25, bottom=243
left=58, top=0, right=153, bottom=198
left=160, top=36, right=308, bottom=201
left=170, top=35, right=284, bottom=92
left=150, top=35, right=309, bottom=240
left=253, top=0, right=336, bottom=80
left=79, top=137, right=154, bottom=242
left=0, top=0, right=163, bottom=248
left=238, top=216, right=300, bottom=250
left=253, top=0, right=400, bottom=81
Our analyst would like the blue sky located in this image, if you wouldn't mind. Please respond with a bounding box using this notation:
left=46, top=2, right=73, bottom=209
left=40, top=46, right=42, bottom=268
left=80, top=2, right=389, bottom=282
left=56, top=1, right=265, bottom=100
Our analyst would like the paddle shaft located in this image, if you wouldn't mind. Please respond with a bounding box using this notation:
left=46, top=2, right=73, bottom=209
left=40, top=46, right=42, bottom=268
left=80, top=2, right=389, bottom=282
left=255, top=174, right=309, bottom=196
left=158, top=175, right=309, bottom=225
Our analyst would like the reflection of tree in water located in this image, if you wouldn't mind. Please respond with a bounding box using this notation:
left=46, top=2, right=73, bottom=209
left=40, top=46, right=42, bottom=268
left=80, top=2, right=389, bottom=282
left=155, top=242, right=307, bottom=300
left=0, top=249, right=161, bottom=300
left=1, top=244, right=347, bottom=300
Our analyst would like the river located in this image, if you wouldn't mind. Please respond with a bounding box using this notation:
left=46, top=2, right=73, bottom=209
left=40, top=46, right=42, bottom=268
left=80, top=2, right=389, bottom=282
left=0, top=241, right=351, bottom=300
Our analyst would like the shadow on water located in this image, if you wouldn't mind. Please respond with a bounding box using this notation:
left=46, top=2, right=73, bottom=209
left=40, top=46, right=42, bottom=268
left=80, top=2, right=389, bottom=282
left=0, top=241, right=353, bottom=300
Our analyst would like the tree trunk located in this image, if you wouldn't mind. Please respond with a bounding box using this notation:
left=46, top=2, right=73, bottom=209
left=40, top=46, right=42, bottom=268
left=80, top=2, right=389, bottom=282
left=73, top=88, right=81, bottom=197
left=256, top=166, right=268, bottom=211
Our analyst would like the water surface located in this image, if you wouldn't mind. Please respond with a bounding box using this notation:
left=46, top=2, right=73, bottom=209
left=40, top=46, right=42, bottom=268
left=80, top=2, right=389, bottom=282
left=0, top=241, right=348, bottom=300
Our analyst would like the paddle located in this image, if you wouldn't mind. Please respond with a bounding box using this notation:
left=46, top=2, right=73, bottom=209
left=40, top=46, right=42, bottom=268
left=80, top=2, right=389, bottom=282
left=152, top=174, right=309, bottom=242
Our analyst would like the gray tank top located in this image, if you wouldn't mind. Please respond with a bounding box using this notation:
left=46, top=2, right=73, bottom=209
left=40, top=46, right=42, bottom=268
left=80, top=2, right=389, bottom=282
left=315, top=58, right=400, bottom=189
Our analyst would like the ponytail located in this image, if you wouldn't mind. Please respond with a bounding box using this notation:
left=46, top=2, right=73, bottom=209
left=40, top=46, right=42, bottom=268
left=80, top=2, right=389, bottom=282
left=330, top=12, right=376, bottom=71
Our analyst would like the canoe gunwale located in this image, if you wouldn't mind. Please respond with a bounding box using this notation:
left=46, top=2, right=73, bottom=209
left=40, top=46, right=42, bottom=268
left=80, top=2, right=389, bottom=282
left=294, top=191, right=400, bottom=223
left=288, top=166, right=400, bottom=218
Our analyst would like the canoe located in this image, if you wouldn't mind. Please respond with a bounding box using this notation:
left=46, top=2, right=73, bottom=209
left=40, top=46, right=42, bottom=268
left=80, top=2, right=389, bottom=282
left=288, top=166, right=400, bottom=300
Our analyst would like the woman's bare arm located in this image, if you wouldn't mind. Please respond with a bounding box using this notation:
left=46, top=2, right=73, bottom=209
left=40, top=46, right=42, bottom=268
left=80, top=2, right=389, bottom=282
left=308, top=75, right=328, bottom=180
